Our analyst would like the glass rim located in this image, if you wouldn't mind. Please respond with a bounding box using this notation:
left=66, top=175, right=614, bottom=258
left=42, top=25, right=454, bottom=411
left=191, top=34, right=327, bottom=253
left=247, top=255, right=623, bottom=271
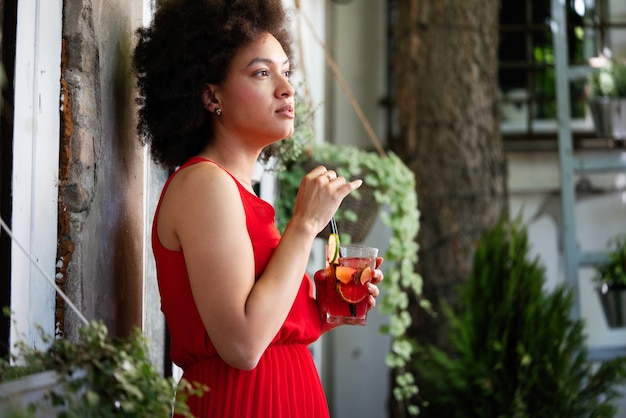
left=339, top=245, right=379, bottom=257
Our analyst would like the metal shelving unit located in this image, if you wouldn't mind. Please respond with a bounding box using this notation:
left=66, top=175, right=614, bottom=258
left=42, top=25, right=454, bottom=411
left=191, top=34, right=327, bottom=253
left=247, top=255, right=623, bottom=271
left=551, top=0, right=626, bottom=361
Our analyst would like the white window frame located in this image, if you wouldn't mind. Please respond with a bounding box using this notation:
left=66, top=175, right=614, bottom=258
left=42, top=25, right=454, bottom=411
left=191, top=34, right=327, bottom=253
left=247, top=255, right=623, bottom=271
left=11, top=0, right=63, bottom=351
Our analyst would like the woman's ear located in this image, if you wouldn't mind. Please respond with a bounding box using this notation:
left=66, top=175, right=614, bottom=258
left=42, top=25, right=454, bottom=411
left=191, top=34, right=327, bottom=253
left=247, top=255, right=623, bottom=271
left=202, top=84, right=220, bottom=112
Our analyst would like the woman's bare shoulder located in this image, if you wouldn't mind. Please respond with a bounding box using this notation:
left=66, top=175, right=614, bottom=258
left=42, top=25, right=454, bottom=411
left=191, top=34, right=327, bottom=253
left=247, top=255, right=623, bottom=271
left=157, top=161, right=242, bottom=250
left=171, top=160, right=234, bottom=192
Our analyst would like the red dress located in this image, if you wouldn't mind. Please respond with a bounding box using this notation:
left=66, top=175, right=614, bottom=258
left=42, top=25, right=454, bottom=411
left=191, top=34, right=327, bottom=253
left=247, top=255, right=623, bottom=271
left=152, top=157, right=329, bottom=418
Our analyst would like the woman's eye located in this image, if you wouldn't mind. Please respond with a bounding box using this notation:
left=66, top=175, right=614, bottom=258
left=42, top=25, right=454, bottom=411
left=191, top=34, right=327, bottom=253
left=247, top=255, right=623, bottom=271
left=283, top=70, right=291, bottom=78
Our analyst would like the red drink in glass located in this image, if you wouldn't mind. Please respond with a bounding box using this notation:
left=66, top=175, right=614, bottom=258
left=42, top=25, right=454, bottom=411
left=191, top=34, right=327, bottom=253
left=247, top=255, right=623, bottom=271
left=316, top=245, right=378, bottom=326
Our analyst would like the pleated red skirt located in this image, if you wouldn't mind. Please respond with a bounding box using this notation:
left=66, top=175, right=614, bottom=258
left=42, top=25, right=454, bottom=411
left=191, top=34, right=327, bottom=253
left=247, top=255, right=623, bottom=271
left=181, top=344, right=329, bottom=418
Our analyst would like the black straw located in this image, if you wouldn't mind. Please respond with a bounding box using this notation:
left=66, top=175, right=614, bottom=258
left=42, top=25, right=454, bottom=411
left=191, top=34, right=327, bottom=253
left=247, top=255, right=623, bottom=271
left=329, top=217, right=338, bottom=235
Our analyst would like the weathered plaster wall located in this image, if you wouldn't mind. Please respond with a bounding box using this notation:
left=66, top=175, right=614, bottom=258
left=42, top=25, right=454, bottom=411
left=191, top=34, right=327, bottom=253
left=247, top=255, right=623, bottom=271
left=60, top=0, right=144, bottom=340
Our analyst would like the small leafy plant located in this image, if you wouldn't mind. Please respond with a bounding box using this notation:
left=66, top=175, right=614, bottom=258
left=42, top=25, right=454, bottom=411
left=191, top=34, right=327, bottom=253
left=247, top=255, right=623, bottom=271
left=593, top=234, right=626, bottom=289
left=0, top=319, right=207, bottom=418
left=588, top=59, right=626, bottom=99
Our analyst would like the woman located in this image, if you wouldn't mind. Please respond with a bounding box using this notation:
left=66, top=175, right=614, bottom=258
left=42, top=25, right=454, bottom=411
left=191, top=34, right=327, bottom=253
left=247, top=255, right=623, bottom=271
left=133, top=1, right=384, bottom=416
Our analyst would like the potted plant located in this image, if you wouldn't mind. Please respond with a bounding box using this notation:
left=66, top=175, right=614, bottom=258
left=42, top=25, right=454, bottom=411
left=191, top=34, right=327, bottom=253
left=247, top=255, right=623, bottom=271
left=0, top=318, right=207, bottom=417
left=587, top=58, right=626, bottom=140
left=593, top=234, right=626, bottom=328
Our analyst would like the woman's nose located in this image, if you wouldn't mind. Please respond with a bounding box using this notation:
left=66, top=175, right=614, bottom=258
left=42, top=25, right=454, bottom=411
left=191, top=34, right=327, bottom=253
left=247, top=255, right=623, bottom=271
left=277, top=76, right=294, bottom=98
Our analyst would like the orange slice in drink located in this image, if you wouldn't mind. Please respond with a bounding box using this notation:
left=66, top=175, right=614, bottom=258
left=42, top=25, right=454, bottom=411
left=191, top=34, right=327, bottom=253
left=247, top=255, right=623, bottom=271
left=359, top=266, right=374, bottom=285
left=336, top=281, right=368, bottom=304
left=335, top=266, right=357, bottom=284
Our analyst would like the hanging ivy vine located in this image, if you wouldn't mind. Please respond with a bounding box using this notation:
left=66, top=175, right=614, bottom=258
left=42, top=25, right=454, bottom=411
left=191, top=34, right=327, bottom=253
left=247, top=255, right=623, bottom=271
left=310, top=143, right=427, bottom=416
left=267, top=126, right=427, bottom=415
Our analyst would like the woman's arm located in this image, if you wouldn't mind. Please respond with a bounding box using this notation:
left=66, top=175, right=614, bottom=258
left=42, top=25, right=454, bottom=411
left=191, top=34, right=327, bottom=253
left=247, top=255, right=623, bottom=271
left=161, top=163, right=360, bottom=370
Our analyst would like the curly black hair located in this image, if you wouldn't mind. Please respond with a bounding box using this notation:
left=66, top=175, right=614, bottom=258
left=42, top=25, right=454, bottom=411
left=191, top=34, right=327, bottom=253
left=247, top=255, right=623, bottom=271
left=133, top=0, right=294, bottom=168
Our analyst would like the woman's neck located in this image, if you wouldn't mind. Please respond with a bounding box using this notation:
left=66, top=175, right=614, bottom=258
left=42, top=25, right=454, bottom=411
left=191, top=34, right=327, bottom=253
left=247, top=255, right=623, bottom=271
left=197, top=144, right=260, bottom=193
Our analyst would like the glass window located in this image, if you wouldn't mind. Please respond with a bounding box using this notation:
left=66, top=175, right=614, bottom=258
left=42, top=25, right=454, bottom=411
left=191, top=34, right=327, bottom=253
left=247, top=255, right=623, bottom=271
left=500, top=0, right=626, bottom=141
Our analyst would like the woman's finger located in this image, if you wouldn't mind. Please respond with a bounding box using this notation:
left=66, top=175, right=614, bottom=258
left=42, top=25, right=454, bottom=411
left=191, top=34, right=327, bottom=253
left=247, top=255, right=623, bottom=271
left=367, top=282, right=380, bottom=298
left=375, top=256, right=384, bottom=269
left=367, top=295, right=376, bottom=311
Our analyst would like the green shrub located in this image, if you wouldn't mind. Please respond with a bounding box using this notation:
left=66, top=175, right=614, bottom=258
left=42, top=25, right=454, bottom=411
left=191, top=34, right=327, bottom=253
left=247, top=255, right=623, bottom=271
left=414, top=218, right=626, bottom=418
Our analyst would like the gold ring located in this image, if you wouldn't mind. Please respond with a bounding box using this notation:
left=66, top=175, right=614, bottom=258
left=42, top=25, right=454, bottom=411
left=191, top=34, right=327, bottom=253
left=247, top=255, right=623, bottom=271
left=327, top=174, right=333, bottom=182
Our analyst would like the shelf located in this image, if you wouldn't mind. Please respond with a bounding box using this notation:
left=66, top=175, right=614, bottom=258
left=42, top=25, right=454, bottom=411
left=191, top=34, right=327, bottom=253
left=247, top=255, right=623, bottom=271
left=567, top=65, right=594, bottom=81
left=578, top=251, right=611, bottom=268
left=589, top=346, right=626, bottom=362
left=573, top=151, right=626, bottom=174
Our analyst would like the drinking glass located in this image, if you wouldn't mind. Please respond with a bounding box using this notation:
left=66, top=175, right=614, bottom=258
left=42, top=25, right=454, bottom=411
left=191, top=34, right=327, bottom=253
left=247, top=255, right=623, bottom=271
left=315, top=245, right=378, bottom=326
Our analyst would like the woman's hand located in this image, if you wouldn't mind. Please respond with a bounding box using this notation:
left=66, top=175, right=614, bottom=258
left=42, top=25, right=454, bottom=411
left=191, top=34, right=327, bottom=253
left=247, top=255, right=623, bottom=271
left=366, top=257, right=384, bottom=311
left=289, top=166, right=362, bottom=237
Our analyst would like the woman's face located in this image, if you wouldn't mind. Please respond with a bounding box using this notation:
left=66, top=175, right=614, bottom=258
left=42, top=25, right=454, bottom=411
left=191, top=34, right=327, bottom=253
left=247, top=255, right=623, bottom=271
left=211, top=32, right=295, bottom=148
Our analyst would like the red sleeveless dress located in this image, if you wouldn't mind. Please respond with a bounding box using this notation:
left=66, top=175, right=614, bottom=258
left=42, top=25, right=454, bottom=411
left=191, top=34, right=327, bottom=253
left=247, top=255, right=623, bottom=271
left=152, top=157, right=329, bottom=418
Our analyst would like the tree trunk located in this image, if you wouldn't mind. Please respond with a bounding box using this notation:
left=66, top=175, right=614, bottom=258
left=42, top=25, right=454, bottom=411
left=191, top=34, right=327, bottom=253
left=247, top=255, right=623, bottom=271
left=389, top=0, right=506, bottom=415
